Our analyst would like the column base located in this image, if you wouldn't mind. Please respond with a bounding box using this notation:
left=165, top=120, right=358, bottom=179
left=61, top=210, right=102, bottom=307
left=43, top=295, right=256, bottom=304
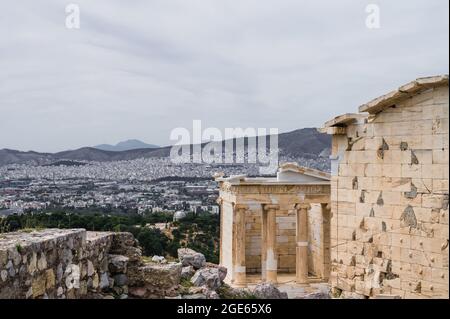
left=233, top=272, right=247, bottom=288
left=261, top=264, right=267, bottom=282
left=266, top=270, right=278, bottom=284
left=295, top=278, right=309, bottom=284
left=296, top=245, right=308, bottom=284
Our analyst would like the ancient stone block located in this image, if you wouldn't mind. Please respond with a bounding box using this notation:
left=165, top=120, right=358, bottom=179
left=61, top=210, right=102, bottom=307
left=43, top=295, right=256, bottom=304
left=400, top=205, right=417, bottom=228
left=422, top=194, right=449, bottom=209
left=45, top=269, right=56, bottom=290
left=32, top=274, right=47, bottom=298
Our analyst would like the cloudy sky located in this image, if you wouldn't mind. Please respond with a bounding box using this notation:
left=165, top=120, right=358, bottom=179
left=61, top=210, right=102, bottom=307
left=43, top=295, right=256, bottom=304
left=0, top=0, right=448, bottom=152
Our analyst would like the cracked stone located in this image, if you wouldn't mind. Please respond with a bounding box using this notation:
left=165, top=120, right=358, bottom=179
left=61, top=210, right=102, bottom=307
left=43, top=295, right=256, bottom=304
left=411, top=150, right=419, bottom=165
left=377, top=138, right=389, bottom=159
left=400, top=142, right=408, bottom=151
left=87, top=260, right=95, bottom=277
left=352, top=177, right=358, bottom=190
left=404, top=183, right=418, bottom=199
left=400, top=205, right=417, bottom=228
left=360, top=190, right=367, bottom=203
left=64, top=264, right=81, bottom=290
left=377, top=192, right=384, bottom=206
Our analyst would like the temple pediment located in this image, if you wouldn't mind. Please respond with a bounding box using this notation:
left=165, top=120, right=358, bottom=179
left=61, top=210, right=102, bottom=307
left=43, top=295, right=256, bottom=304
left=276, top=163, right=331, bottom=183
left=214, top=163, right=330, bottom=185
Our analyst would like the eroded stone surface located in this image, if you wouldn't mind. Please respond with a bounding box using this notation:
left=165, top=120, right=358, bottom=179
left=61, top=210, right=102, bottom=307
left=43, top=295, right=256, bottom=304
left=177, top=248, right=206, bottom=269
left=108, top=255, right=129, bottom=274
left=128, top=262, right=182, bottom=298
left=191, top=267, right=222, bottom=290
left=252, top=283, right=288, bottom=299
left=181, top=266, right=195, bottom=280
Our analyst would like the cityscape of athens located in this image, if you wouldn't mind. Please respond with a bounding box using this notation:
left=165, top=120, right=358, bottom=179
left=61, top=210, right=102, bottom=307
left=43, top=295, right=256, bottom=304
left=0, top=0, right=448, bottom=307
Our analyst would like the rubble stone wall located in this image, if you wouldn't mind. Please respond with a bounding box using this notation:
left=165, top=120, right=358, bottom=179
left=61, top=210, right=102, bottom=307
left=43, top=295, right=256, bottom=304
left=0, top=229, right=137, bottom=299
left=330, top=85, right=449, bottom=298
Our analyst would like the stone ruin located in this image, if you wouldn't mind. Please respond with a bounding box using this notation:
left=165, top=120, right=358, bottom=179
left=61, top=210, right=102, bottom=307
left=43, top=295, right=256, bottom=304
left=0, top=229, right=141, bottom=299
left=0, top=228, right=288, bottom=299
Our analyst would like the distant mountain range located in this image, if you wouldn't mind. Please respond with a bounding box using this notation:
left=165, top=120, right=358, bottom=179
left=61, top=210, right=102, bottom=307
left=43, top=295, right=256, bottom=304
left=94, top=139, right=159, bottom=152
left=0, top=128, right=331, bottom=166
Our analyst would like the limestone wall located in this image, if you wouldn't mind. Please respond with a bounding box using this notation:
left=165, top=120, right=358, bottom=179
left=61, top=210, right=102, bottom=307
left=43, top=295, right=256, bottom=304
left=330, top=85, right=449, bottom=298
left=0, top=229, right=138, bottom=299
left=275, top=210, right=296, bottom=273
left=245, top=208, right=297, bottom=274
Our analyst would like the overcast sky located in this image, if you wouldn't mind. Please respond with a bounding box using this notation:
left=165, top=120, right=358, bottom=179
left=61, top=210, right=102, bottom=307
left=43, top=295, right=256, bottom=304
left=0, top=0, right=448, bottom=152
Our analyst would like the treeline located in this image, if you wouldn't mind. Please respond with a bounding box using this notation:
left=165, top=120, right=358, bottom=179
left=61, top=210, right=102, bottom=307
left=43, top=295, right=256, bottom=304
left=1, top=209, right=219, bottom=264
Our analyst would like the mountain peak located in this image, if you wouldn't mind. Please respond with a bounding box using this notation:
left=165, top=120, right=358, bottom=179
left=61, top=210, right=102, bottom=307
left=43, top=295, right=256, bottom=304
left=94, top=139, right=159, bottom=152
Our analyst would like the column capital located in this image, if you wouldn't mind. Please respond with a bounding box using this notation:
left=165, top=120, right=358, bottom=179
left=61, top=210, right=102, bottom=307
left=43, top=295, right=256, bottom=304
left=216, top=198, right=223, bottom=205
left=321, top=203, right=331, bottom=211
left=294, top=203, right=311, bottom=211
left=234, top=204, right=248, bottom=211
left=263, top=204, right=280, bottom=211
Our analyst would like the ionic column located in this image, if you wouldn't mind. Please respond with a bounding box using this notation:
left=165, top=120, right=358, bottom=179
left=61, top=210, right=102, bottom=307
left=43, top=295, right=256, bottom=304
left=261, top=207, right=268, bottom=282
left=321, top=203, right=331, bottom=280
left=263, top=204, right=279, bottom=284
left=217, top=198, right=223, bottom=265
left=233, top=204, right=248, bottom=287
left=295, top=203, right=311, bottom=284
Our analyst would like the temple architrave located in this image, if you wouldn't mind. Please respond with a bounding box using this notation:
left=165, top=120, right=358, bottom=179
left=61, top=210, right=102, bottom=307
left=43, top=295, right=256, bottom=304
left=215, top=163, right=331, bottom=287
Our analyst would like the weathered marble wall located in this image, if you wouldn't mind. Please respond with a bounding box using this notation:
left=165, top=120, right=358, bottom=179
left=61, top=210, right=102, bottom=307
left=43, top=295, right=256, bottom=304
left=329, top=84, right=449, bottom=298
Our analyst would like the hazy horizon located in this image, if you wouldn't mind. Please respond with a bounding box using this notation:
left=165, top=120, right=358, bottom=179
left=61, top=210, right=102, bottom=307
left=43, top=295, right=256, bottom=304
left=1, top=0, right=449, bottom=152
left=2, top=126, right=322, bottom=153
